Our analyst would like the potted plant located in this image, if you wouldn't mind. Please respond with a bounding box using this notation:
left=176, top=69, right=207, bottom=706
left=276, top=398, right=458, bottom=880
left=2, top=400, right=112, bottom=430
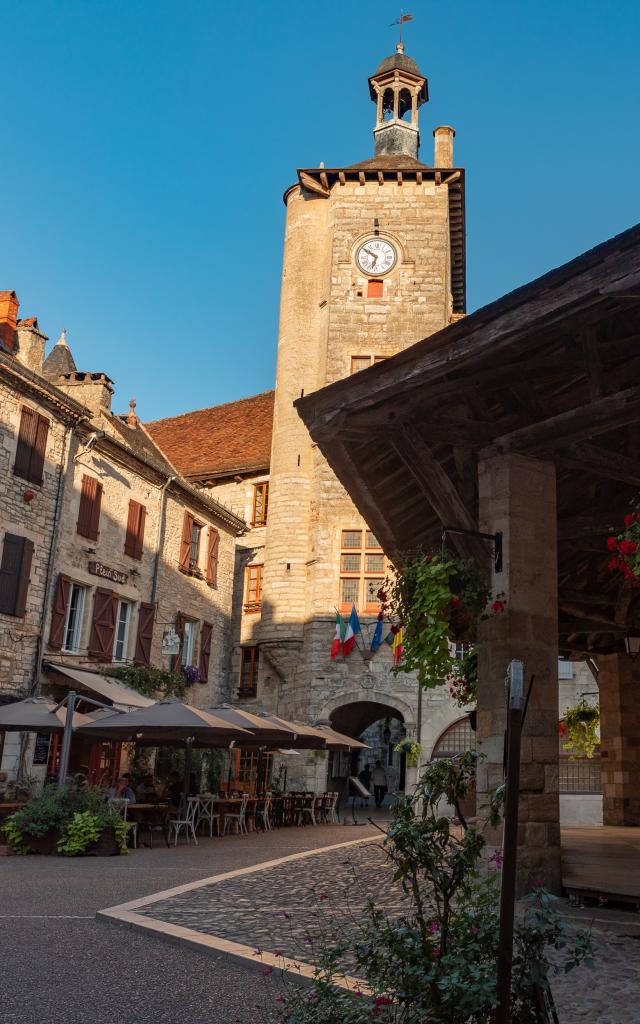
left=560, top=698, right=600, bottom=759
left=2, top=786, right=70, bottom=854
left=394, top=737, right=421, bottom=767
left=57, top=807, right=129, bottom=857
left=3, top=785, right=130, bottom=856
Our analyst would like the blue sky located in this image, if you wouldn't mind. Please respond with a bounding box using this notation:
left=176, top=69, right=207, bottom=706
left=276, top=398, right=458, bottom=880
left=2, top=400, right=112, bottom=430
left=3, top=0, right=639, bottom=421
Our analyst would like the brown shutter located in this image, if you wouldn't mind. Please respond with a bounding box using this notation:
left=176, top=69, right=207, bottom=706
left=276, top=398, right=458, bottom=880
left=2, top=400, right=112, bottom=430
left=206, top=528, right=219, bottom=586
left=14, top=537, right=34, bottom=618
left=124, top=500, right=146, bottom=559
left=13, top=407, right=37, bottom=481
left=0, top=534, right=32, bottom=617
left=88, top=587, right=117, bottom=660
left=134, top=602, right=155, bottom=666
left=77, top=475, right=102, bottom=540
left=171, top=612, right=185, bottom=671
left=48, top=574, right=71, bottom=649
left=30, top=415, right=49, bottom=486
left=179, top=513, right=193, bottom=572
left=198, top=621, right=212, bottom=683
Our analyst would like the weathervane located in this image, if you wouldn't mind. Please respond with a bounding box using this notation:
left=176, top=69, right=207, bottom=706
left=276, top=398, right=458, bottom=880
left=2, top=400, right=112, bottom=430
left=390, top=10, right=414, bottom=48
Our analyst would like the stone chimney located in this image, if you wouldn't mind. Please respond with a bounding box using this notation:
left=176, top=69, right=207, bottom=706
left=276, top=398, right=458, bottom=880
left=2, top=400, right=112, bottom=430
left=15, top=317, right=48, bottom=374
left=0, top=290, right=19, bottom=353
left=433, top=125, right=455, bottom=168
left=55, top=371, right=114, bottom=416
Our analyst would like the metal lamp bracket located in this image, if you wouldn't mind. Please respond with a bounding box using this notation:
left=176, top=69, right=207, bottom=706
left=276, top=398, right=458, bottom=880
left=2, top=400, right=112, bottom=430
left=442, top=526, right=503, bottom=573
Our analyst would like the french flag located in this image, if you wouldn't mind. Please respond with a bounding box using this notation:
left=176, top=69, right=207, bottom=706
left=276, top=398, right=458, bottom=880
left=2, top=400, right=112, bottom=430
left=342, top=604, right=361, bottom=657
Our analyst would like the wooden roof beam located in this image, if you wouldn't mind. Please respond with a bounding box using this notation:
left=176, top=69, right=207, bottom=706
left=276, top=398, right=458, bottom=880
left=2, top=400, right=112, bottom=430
left=557, top=441, right=640, bottom=486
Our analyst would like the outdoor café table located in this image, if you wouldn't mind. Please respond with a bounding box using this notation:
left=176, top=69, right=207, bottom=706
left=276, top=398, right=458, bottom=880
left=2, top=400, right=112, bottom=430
left=126, top=803, right=169, bottom=847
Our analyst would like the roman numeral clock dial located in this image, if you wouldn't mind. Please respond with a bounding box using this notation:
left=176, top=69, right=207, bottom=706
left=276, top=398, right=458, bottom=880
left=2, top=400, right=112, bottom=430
left=355, top=238, right=397, bottom=275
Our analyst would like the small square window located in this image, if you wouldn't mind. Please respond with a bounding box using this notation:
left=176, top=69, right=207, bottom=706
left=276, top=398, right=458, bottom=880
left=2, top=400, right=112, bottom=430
left=365, top=554, right=384, bottom=573
left=350, top=357, right=371, bottom=375
left=341, top=553, right=361, bottom=573
left=341, top=530, right=362, bottom=549
left=366, top=531, right=381, bottom=549
left=367, top=279, right=384, bottom=298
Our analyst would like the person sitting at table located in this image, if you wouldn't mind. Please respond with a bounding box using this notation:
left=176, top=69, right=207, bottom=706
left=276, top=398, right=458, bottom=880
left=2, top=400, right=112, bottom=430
left=108, top=775, right=136, bottom=802
left=135, top=775, right=158, bottom=802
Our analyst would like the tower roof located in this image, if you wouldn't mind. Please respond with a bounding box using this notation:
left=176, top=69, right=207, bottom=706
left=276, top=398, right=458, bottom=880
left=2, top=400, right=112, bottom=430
left=374, top=50, right=422, bottom=77
left=42, top=329, right=77, bottom=381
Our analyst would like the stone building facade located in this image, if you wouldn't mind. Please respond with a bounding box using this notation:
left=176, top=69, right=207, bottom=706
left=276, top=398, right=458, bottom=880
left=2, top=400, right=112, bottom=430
left=148, top=46, right=469, bottom=790
left=0, top=298, right=244, bottom=781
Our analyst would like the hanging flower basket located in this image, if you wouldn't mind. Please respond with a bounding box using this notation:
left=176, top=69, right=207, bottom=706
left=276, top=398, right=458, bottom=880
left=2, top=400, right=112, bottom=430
left=607, top=511, right=640, bottom=586
left=381, top=553, right=504, bottom=689
left=560, top=698, right=600, bottom=759
left=394, top=738, right=421, bottom=767
left=447, top=648, right=478, bottom=708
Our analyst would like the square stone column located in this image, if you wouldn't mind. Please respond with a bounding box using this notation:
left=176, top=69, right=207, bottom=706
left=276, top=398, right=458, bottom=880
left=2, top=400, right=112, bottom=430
left=477, top=452, right=561, bottom=895
left=598, top=654, right=640, bottom=825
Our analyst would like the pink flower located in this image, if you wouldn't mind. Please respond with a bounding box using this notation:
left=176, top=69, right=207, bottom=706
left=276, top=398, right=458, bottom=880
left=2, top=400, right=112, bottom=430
left=318, top=893, right=327, bottom=902
left=354, top=990, right=364, bottom=998
left=490, top=848, right=504, bottom=867
left=262, top=965, right=273, bottom=976
left=253, top=947, right=263, bottom=956
left=535, top=877, right=544, bottom=887
left=428, top=921, right=440, bottom=934
left=275, top=995, right=286, bottom=1005
left=273, top=949, right=283, bottom=957
left=375, top=996, right=393, bottom=1007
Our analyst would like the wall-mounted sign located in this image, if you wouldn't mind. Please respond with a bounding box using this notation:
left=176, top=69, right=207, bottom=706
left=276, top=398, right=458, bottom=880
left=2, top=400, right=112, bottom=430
left=162, top=629, right=181, bottom=656
left=88, top=561, right=128, bottom=585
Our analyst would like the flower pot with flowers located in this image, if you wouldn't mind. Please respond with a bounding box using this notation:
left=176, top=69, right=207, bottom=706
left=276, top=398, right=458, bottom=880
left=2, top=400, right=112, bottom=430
left=559, top=698, right=600, bottom=759
left=381, top=552, right=504, bottom=691
left=607, top=510, right=640, bottom=585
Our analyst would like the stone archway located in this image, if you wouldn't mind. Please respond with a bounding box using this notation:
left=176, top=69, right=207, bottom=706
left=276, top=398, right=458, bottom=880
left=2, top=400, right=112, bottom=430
left=315, top=689, right=417, bottom=736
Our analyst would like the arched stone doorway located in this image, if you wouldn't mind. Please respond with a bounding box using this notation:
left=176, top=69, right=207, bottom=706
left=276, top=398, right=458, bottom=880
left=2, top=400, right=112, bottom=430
left=316, top=693, right=417, bottom=803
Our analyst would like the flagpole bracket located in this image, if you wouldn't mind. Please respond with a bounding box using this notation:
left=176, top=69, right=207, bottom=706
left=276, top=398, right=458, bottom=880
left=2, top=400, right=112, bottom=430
left=441, top=526, right=503, bottom=574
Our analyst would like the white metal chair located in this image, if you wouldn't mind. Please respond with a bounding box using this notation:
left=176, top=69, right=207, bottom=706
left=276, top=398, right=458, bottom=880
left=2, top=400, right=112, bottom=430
left=108, top=798, right=137, bottom=849
left=299, top=794, right=318, bottom=826
left=222, top=793, right=249, bottom=835
left=255, top=793, right=272, bottom=832
left=167, top=796, right=199, bottom=846
left=195, top=795, right=220, bottom=837
left=327, top=791, right=340, bottom=824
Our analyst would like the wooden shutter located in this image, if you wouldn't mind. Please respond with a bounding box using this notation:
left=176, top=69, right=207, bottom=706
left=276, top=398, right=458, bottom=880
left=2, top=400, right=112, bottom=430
left=88, top=587, right=117, bottom=660
left=31, top=415, right=49, bottom=486
left=49, top=574, right=71, bottom=649
left=171, top=611, right=185, bottom=671
left=77, top=475, right=102, bottom=540
left=0, top=534, right=33, bottom=617
left=199, top=621, right=212, bottom=682
left=206, top=528, right=219, bottom=586
left=179, top=512, right=193, bottom=572
left=134, top=602, right=155, bottom=666
left=125, top=500, right=146, bottom=560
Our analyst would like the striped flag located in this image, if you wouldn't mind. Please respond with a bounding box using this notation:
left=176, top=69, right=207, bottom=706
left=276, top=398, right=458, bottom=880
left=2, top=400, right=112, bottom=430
left=392, top=627, right=404, bottom=666
left=330, top=612, right=345, bottom=659
left=371, top=612, right=384, bottom=651
left=342, top=604, right=361, bottom=657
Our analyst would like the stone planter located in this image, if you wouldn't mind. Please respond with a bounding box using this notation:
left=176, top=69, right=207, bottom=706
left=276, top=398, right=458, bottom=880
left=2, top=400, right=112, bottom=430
left=26, top=829, right=60, bottom=855
left=86, top=826, right=120, bottom=857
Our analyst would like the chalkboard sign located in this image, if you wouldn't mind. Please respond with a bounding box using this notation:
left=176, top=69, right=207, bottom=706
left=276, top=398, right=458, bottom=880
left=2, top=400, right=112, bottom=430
left=33, top=733, right=51, bottom=766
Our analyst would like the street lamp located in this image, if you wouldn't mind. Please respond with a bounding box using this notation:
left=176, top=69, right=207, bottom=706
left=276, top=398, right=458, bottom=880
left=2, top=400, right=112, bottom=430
left=383, top=725, right=391, bottom=744
left=624, top=629, right=640, bottom=660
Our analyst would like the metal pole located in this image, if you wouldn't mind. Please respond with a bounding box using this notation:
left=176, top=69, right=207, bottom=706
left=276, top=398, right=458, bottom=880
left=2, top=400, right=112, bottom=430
left=182, top=737, right=193, bottom=808
left=495, top=660, right=525, bottom=1024
left=57, top=691, right=76, bottom=787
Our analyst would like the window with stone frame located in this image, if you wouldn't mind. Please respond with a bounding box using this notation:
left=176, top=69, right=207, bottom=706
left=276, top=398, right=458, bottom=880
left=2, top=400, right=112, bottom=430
left=339, top=529, right=385, bottom=613
left=113, top=600, right=132, bottom=662
left=244, top=564, right=263, bottom=613
left=239, top=646, right=259, bottom=698
left=251, top=482, right=269, bottom=527
left=350, top=355, right=386, bottom=375
left=63, top=583, right=87, bottom=653
left=181, top=619, right=198, bottom=667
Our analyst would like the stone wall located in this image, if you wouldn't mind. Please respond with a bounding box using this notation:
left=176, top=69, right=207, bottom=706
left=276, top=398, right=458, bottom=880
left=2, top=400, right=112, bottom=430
left=0, top=377, right=70, bottom=700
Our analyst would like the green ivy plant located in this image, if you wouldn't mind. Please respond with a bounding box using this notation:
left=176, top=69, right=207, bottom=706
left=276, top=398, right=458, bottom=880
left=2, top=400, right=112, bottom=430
left=394, top=737, right=421, bottom=767
left=2, top=785, right=70, bottom=853
left=561, top=698, right=600, bottom=759
left=57, top=811, right=102, bottom=855
left=382, top=553, right=492, bottom=688
left=104, top=664, right=187, bottom=700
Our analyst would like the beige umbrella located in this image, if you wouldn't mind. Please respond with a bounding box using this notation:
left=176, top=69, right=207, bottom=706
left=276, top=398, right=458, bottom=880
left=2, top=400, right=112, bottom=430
left=0, top=696, right=93, bottom=733
left=252, top=712, right=329, bottom=750
left=75, top=698, right=252, bottom=746
left=313, top=725, right=370, bottom=751
left=205, top=705, right=297, bottom=746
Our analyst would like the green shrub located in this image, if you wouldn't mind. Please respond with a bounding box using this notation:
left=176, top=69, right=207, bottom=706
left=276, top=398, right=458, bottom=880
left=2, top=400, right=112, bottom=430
left=104, top=664, right=187, bottom=700
left=2, top=786, right=70, bottom=853
left=2, top=784, right=129, bottom=856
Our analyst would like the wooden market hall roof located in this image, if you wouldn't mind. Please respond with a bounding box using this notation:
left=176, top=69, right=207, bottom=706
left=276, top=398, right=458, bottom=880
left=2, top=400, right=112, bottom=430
left=296, top=223, right=640, bottom=657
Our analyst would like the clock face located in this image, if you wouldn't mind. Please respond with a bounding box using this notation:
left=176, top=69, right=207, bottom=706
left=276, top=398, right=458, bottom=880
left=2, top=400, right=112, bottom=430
left=356, top=238, right=397, bottom=276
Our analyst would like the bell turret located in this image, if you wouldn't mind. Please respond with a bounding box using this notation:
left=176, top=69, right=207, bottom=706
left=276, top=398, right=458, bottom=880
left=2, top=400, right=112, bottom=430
left=368, top=43, right=428, bottom=160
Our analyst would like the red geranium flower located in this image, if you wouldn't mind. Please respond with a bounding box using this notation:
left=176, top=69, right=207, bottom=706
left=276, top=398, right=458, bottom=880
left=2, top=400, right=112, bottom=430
left=607, top=536, right=619, bottom=551
left=491, top=600, right=506, bottom=614
left=624, top=513, right=635, bottom=527
left=375, top=996, right=393, bottom=1007
left=608, top=557, right=619, bottom=570
left=557, top=721, right=567, bottom=736
left=450, top=596, right=461, bottom=608
left=619, top=539, right=638, bottom=556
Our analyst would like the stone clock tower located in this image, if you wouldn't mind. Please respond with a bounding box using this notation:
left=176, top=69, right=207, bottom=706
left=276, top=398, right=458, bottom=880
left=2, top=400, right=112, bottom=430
left=257, top=45, right=467, bottom=783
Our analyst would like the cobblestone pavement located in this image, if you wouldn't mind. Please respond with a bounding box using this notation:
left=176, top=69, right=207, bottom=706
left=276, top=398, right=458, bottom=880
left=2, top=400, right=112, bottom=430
left=136, top=837, right=640, bottom=1024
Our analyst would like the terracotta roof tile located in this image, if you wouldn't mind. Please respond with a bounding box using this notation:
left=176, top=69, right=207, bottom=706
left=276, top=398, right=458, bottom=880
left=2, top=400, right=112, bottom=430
left=146, top=390, right=274, bottom=479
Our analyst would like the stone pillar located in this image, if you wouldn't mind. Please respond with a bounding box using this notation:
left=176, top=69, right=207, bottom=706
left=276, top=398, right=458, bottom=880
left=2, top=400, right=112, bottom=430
left=477, top=453, right=561, bottom=895
left=598, top=654, right=640, bottom=825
